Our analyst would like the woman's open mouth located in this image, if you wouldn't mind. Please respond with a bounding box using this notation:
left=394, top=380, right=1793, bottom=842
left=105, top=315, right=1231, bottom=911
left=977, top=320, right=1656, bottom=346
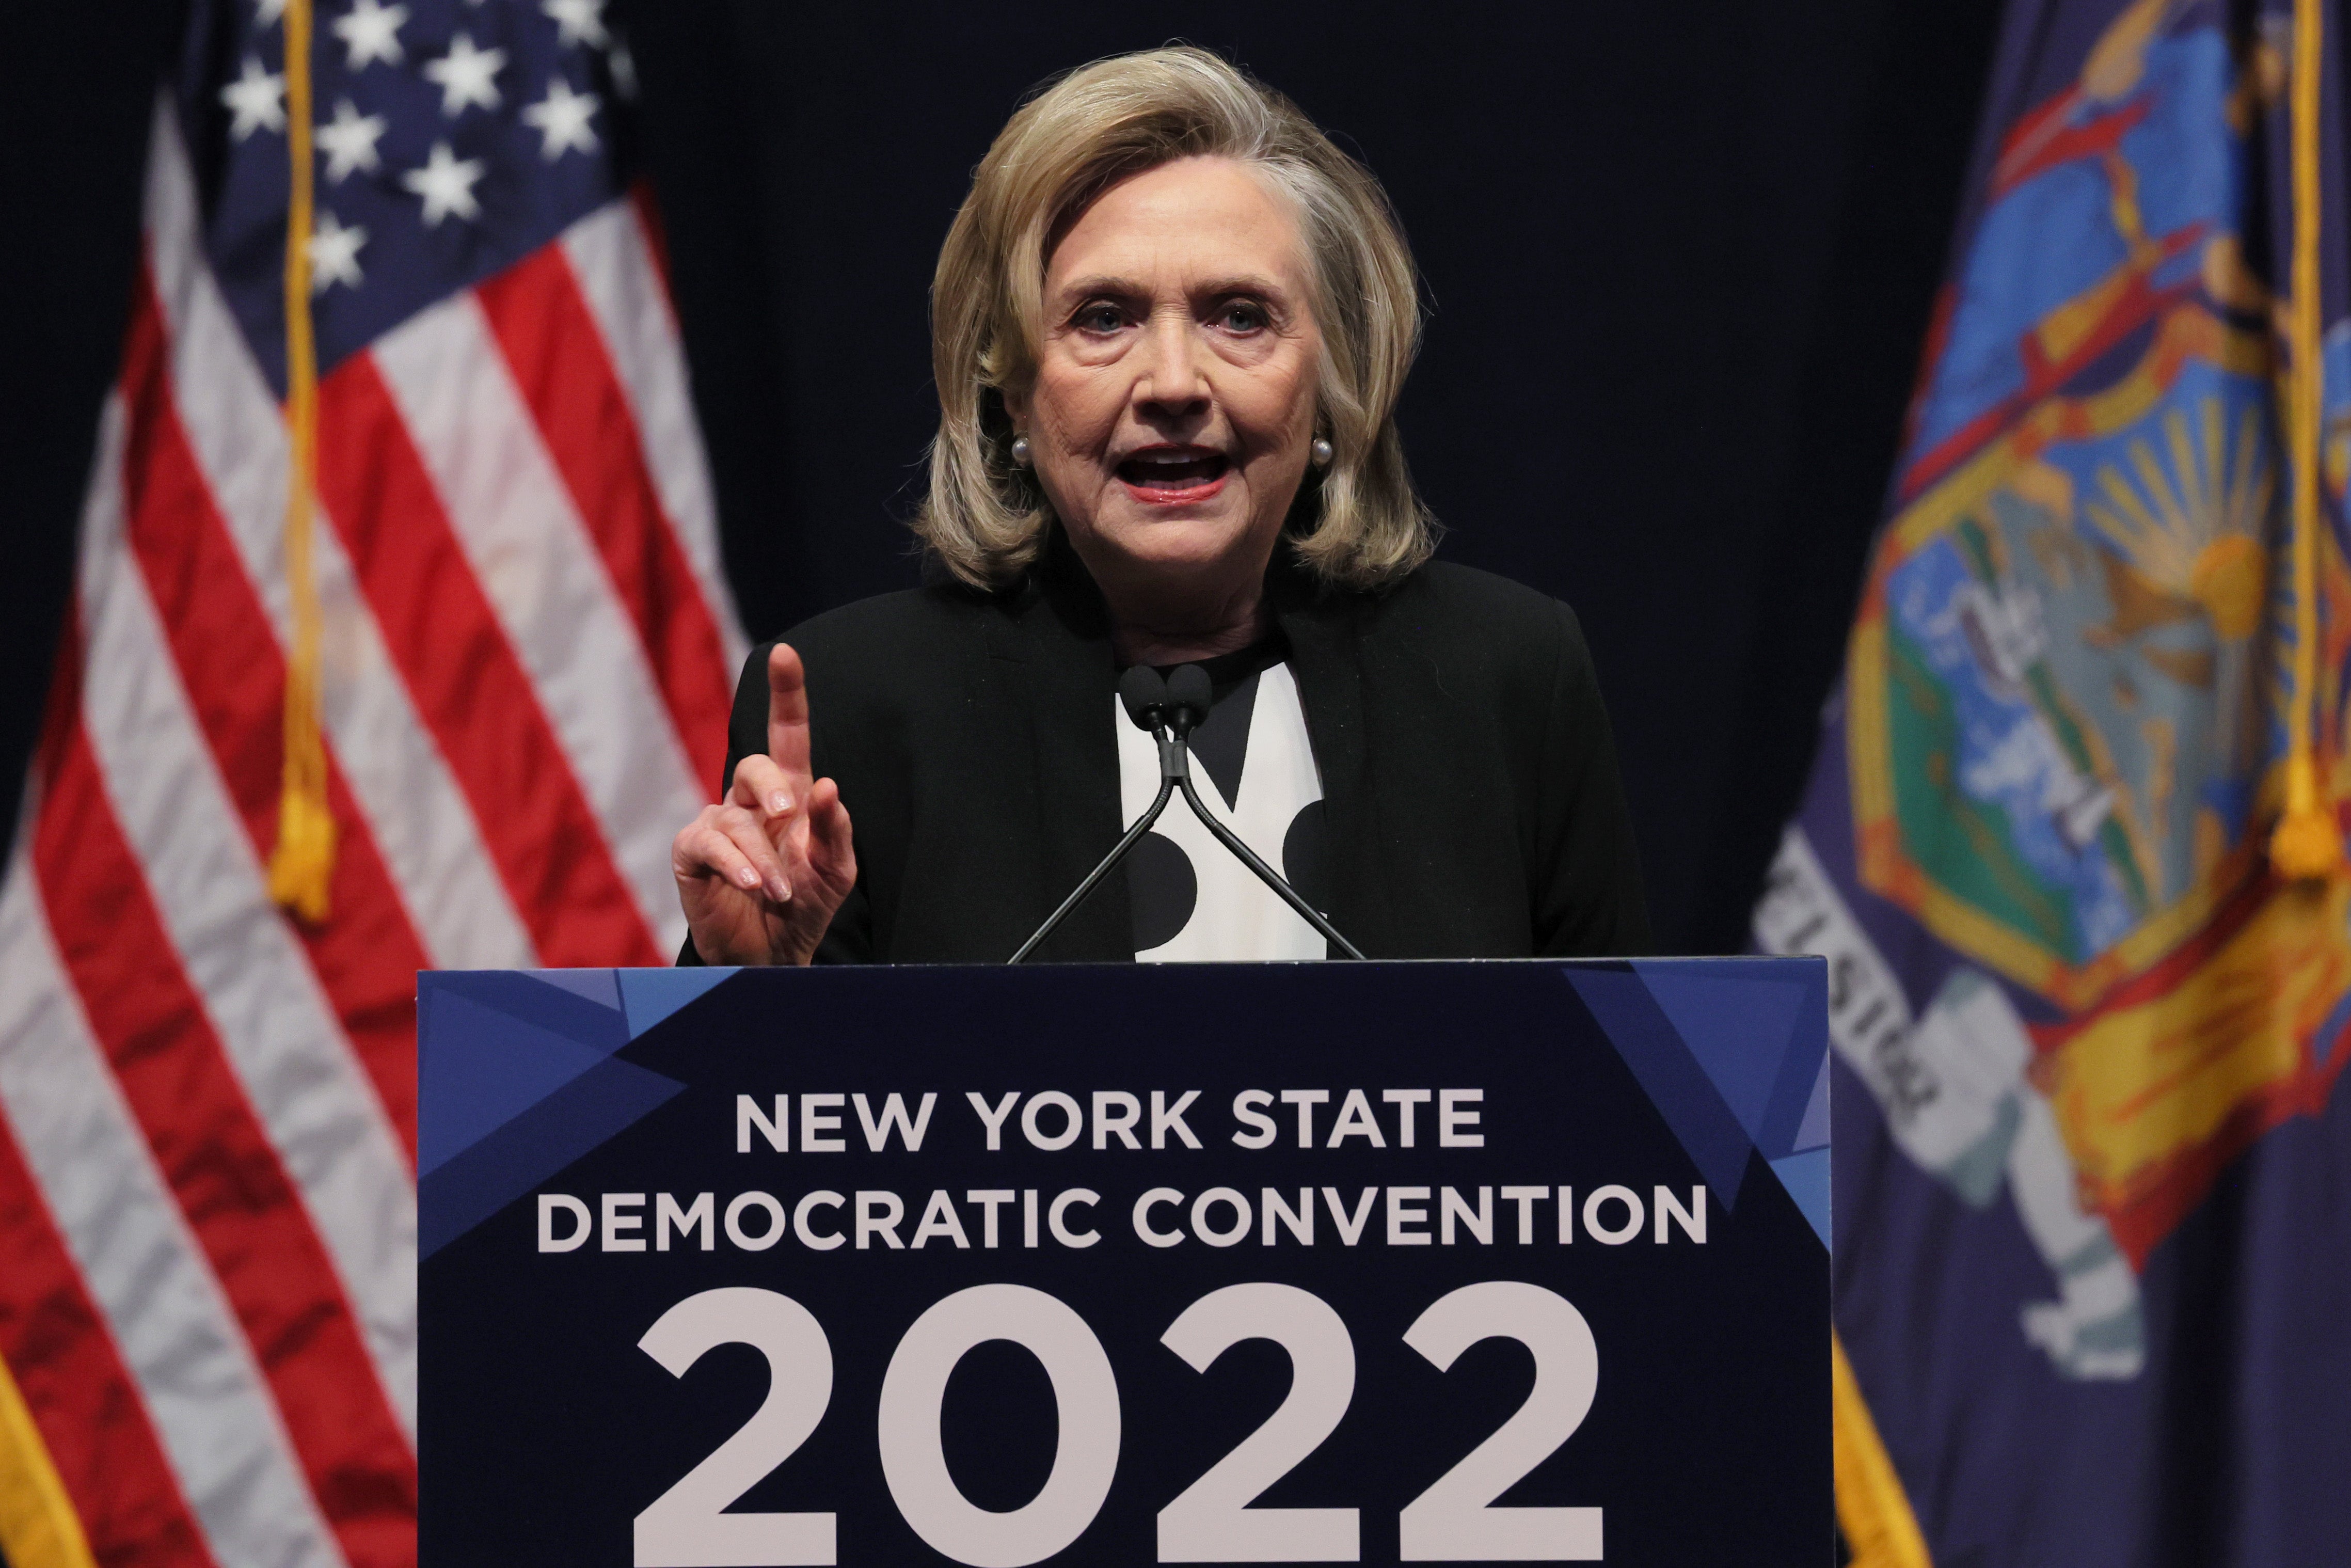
left=1117, top=446, right=1230, bottom=504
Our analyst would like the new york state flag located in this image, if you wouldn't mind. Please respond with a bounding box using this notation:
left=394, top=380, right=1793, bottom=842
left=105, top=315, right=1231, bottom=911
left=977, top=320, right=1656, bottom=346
left=1758, top=0, right=2351, bottom=1562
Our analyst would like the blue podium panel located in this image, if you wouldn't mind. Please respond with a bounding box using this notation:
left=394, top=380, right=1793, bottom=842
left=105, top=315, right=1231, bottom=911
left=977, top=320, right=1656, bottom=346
left=418, top=959, right=1828, bottom=1566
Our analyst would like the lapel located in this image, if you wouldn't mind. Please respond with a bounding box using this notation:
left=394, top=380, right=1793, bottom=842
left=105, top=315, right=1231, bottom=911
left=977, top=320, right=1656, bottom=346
left=982, top=538, right=1132, bottom=962
left=1273, top=562, right=1394, bottom=957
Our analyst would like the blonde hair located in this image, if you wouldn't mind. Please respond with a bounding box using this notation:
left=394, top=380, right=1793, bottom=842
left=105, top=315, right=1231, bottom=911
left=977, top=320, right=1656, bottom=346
left=918, top=45, right=1437, bottom=592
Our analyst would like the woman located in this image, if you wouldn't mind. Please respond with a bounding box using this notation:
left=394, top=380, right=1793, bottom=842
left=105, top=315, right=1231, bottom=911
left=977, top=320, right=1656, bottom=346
left=673, top=46, right=1647, bottom=965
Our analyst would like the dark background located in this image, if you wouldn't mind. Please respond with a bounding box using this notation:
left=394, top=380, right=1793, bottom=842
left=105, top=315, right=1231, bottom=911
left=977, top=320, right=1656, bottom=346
left=0, top=0, right=2000, bottom=955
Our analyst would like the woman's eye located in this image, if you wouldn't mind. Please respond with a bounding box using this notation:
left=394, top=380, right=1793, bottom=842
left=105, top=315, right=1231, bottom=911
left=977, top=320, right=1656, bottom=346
left=1076, top=305, right=1124, bottom=332
left=1219, top=303, right=1267, bottom=331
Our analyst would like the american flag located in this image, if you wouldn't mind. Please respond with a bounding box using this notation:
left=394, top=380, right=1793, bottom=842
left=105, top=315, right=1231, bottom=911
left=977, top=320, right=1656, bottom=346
left=0, top=0, right=743, bottom=1561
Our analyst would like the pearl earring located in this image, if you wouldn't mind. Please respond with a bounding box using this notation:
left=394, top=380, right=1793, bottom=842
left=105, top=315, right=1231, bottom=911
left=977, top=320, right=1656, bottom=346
left=1311, top=436, right=1334, bottom=468
left=1010, top=435, right=1032, bottom=467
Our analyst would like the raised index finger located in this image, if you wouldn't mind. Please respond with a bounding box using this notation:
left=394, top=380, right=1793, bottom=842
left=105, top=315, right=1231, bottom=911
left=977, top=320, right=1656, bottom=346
left=765, top=642, right=814, bottom=780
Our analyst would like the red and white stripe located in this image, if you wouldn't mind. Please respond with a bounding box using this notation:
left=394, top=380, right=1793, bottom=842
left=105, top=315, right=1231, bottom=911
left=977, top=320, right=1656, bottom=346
left=0, top=98, right=746, bottom=1566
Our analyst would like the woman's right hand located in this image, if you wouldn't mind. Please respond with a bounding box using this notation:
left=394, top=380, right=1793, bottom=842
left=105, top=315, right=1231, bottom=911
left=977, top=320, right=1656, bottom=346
left=672, top=643, right=857, bottom=965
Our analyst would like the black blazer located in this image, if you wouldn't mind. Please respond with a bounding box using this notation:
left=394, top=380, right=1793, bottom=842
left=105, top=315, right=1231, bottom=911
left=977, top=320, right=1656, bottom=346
left=687, top=544, right=1649, bottom=964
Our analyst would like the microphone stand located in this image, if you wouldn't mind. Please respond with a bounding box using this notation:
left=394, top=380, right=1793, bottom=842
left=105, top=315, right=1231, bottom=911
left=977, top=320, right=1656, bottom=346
left=1009, top=664, right=1365, bottom=964
left=1006, top=748, right=1179, bottom=966
left=1170, top=764, right=1365, bottom=960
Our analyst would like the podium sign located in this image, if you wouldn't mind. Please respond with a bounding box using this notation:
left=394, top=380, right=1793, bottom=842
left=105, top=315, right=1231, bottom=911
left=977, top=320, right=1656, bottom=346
left=418, top=959, right=1829, bottom=1565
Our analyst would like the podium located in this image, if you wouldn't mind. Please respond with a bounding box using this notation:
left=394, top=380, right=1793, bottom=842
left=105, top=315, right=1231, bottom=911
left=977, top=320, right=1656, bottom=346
left=417, top=959, right=1829, bottom=1565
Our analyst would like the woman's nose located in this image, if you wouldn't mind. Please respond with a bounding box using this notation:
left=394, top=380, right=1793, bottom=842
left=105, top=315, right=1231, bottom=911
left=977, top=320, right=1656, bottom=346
left=1133, top=313, right=1210, bottom=415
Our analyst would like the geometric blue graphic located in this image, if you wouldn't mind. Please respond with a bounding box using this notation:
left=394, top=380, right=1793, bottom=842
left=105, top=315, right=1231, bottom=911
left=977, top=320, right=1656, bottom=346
left=417, top=969, right=709, bottom=1259
left=1565, top=959, right=1830, bottom=1227
left=418, top=1053, right=685, bottom=1258
left=1791, top=1051, right=1831, bottom=1153
left=1636, top=967, right=1813, bottom=1149
left=617, top=965, right=736, bottom=1038
left=1769, top=1147, right=1832, bottom=1247
left=417, top=988, right=617, bottom=1177
left=417, top=970, right=630, bottom=1176
left=1565, top=965, right=1772, bottom=1208
left=529, top=968, right=625, bottom=1011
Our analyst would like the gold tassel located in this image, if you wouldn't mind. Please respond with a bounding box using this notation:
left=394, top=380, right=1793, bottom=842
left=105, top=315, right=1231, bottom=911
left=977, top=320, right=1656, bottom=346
left=265, top=0, right=336, bottom=923
left=2270, top=0, right=2340, bottom=881
left=1832, top=1332, right=1934, bottom=1568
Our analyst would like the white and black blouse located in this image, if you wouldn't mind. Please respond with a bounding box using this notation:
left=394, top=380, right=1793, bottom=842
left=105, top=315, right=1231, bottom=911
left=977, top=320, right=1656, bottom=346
left=1114, top=640, right=1330, bottom=961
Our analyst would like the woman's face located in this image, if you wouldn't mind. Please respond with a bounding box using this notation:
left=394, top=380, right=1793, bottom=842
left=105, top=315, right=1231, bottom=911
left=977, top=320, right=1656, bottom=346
left=1009, top=156, right=1322, bottom=616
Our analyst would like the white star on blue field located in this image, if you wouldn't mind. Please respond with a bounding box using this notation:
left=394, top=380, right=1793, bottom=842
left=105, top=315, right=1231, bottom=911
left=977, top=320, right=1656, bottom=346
left=185, top=0, right=638, bottom=390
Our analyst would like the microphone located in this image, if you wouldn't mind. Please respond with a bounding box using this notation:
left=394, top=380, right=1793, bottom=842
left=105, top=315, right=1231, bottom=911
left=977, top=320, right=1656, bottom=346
left=1009, top=664, right=1365, bottom=963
